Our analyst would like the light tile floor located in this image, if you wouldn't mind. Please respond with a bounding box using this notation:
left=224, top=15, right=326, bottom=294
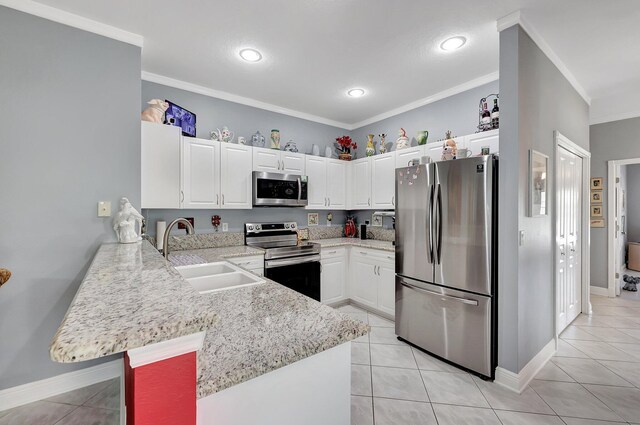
left=3, top=295, right=639, bottom=425
left=343, top=295, right=640, bottom=425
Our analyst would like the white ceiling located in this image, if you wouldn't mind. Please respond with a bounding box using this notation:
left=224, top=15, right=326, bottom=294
left=22, top=0, right=640, bottom=127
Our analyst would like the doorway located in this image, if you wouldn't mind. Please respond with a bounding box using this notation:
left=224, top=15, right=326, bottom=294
left=555, top=132, right=591, bottom=335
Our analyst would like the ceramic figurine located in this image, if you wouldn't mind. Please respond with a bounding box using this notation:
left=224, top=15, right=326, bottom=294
left=210, top=126, right=234, bottom=143
left=378, top=133, right=387, bottom=154
left=141, top=99, right=168, bottom=123
left=366, top=134, right=376, bottom=157
left=251, top=130, right=266, bottom=147
left=113, top=197, right=144, bottom=244
left=270, top=129, right=281, bottom=149
left=284, top=140, right=298, bottom=152
left=442, top=130, right=458, bottom=160
left=396, top=128, right=410, bottom=150
left=237, top=136, right=246, bottom=145
left=417, top=130, right=429, bottom=145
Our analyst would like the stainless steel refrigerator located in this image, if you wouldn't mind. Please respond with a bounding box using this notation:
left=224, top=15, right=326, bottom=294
left=395, top=156, right=497, bottom=379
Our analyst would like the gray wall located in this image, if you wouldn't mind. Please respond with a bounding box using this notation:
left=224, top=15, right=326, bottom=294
left=590, top=117, right=640, bottom=287
left=350, top=81, right=499, bottom=158
left=0, top=7, right=141, bottom=389
left=498, top=25, right=589, bottom=373
left=626, top=164, right=640, bottom=243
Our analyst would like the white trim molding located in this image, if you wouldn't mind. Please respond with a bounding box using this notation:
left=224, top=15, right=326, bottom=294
left=348, top=71, right=499, bottom=130
left=0, top=359, right=122, bottom=411
left=496, top=11, right=591, bottom=106
left=142, top=72, right=352, bottom=130
left=495, top=339, right=556, bottom=394
left=0, top=0, right=144, bottom=47
left=590, top=286, right=610, bottom=297
left=127, top=332, right=206, bottom=368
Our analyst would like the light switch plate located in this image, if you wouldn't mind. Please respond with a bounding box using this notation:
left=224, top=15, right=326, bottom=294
left=222, top=223, right=229, bottom=232
left=98, top=201, right=111, bottom=217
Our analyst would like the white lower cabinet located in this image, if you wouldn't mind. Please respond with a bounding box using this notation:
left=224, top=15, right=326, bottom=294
left=376, top=255, right=396, bottom=316
left=320, top=248, right=347, bottom=304
left=228, top=255, right=264, bottom=277
left=349, top=250, right=379, bottom=309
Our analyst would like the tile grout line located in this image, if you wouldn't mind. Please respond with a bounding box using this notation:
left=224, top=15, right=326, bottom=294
left=410, top=343, right=441, bottom=425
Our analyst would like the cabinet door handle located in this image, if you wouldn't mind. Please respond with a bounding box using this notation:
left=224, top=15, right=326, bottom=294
left=326, top=250, right=337, bottom=254
left=368, top=197, right=371, bottom=206
left=360, top=251, right=368, bottom=255
left=328, top=197, right=331, bottom=207
left=181, top=191, right=184, bottom=203
left=281, top=160, right=285, bottom=170
left=392, top=195, right=395, bottom=206
left=216, top=194, right=219, bottom=205
left=222, top=194, right=225, bottom=205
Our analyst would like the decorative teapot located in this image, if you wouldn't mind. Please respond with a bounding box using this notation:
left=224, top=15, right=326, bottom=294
left=251, top=130, right=265, bottom=147
left=210, top=126, right=234, bottom=143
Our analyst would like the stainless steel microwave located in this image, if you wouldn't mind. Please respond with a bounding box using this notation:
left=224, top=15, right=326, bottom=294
left=252, top=171, right=308, bottom=207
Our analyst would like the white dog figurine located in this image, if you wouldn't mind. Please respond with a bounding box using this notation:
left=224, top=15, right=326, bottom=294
left=141, top=99, right=168, bottom=123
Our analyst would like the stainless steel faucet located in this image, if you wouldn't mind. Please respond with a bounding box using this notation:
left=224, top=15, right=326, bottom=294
left=162, top=218, right=195, bottom=259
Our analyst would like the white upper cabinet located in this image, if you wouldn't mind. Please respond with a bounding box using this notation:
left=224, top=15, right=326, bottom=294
left=326, top=159, right=347, bottom=209
left=281, top=151, right=305, bottom=174
left=305, top=156, right=327, bottom=209
left=141, top=122, right=181, bottom=209
left=350, top=157, right=372, bottom=209
left=424, top=141, right=443, bottom=162
left=371, top=152, right=396, bottom=209
left=252, top=148, right=280, bottom=173
left=182, top=138, right=220, bottom=209
left=395, top=146, right=423, bottom=168
left=466, top=129, right=499, bottom=156
left=220, top=143, right=252, bottom=209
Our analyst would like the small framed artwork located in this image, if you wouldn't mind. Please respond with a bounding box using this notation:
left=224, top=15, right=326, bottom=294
left=591, top=218, right=605, bottom=228
left=371, top=214, right=383, bottom=227
left=591, top=177, right=603, bottom=190
left=591, top=205, right=603, bottom=217
left=307, top=213, right=319, bottom=226
left=590, top=190, right=603, bottom=204
left=528, top=149, right=548, bottom=217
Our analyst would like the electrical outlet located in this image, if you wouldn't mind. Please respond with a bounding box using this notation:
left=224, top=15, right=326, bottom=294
left=222, top=223, right=229, bottom=232
left=97, top=201, right=111, bottom=217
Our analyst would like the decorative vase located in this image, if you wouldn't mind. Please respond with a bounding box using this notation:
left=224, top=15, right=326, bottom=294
left=251, top=130, right=265, bottom=147
left=366, top=134, right=376, bottom=157
left=270, top=129, right=280, bottom=149
left=417, top=130, right=429, bottom=145
left=339, top=153, right=352, bottom=161
left=395, top=128, right=409, bottom=150
left=379, top=133, right=387, bottom=154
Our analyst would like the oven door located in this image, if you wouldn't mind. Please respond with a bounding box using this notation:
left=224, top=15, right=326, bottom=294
left=253, top=171, right=308, bottom=207
left=265, top=255, right=321, bottom=301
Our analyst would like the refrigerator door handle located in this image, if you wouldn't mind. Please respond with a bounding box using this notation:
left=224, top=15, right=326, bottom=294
left=399, top=281, right=479, bottom=306
left=436, top=184, right=443, bottom=264
left=428, top=183, right=435, bottom=263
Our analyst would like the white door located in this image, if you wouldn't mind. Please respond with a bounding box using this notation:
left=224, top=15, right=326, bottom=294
left=182, top=138, right=220, bottom=208
left=141, top=121, right=181, bottom=208
left=615, top=168, right=627, bottom=296
left=220, top=144, right=253, bottom=209
left=326, top=159, right=347, bottom=209
left=252, top=147, right=280, bottom=172
left=557, top=146, right=583, bottom=333
left=350, top=251, right=378, bottom=308
left=371, top=153, right=396, bottom=209
left=351, top=158, right=372, bottom=209
left=395, top=146, right=423, bottom=168
left=281, top=152, right=306, bottom=175
left=305, top=156, right=327, bottom=209
left=321, top=253, right=346, bottom=304
left=377, top=256, right=396, bottom=316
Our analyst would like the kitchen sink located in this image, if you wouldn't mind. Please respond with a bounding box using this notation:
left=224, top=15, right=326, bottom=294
left=175, top=261, right=264, bottom=294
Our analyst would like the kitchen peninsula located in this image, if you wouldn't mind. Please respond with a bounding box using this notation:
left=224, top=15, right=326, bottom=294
left=50, top=240, right=368, bottom=425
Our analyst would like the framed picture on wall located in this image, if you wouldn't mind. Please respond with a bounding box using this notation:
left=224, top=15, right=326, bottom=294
left=590, top=190, right=603, bottom=204
left=591, top=177, right=603, bottom=190
left=591, top=205, right=603, bottom=217
left=307, top=213, right=319, bottom=226
left=528, top=149, right=548, bottom=217
left=591, top=218, right=605, bottom=228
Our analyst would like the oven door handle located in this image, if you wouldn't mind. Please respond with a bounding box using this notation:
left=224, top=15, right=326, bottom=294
left=265, top=254, right=321, bottom=269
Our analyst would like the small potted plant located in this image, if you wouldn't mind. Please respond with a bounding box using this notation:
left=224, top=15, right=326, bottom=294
left=335, top=135, right=357, bottom=161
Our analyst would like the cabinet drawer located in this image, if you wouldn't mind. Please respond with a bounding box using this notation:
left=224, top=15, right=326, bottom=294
left=352, top=247, right=394, bottom=262
left=227, top=255, right=264, bottom=270
left=321, top=247, right=346, bottom=259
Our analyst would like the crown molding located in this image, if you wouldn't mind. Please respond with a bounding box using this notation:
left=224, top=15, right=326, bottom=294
left=141, top=71, right=352, bottom=130
left=0, top=0, right=143, bottom=47
left=349, top=71, right=499, bottom=130
left=590, top=109, right=640, bottom=126
left=497, top=11, right=591, bottom=106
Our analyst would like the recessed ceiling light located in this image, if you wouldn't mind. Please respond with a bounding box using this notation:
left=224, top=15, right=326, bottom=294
left=440, top=36, right=467, bottom=51
left=347, top=88, right=365, bottom=98
left=239, top=48, right=262, bottom=62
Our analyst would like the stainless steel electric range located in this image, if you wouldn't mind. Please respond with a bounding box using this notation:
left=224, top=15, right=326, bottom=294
left=245, top=222, right=321, bottom=301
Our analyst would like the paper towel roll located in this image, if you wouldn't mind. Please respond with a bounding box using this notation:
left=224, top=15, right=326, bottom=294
left=156, top=221, right=166, bottom=250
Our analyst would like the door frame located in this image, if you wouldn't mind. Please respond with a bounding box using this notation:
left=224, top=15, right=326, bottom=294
left=554, top=131, right=591, bottom=339
left=607, top=158, right=640, bottom=297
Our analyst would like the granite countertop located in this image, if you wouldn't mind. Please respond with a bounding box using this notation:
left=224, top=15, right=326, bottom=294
left=314, top=238, right=395, bottom=252
left=50, top=241, right=219, bottom=363
left=168, top=245, right=265, bottom=266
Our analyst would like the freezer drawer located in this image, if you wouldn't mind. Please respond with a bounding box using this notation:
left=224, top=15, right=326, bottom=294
left=395, top=275, right=493, bottom=377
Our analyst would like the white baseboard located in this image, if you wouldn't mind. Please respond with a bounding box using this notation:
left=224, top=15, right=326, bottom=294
left=0, top=359, right=123, bottom=411
left=590, top=286, right=610, bottom=297
left=494, top=339, right=555, bottom=394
